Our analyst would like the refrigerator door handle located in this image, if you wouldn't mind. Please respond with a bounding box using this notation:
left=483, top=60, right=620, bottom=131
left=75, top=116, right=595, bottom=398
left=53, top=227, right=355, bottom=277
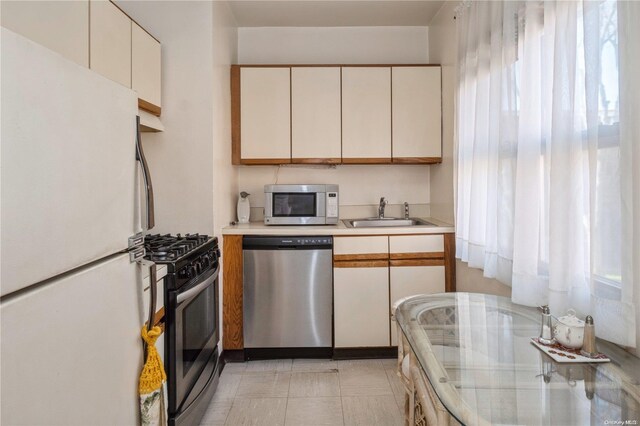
left=135, top=116, right=155, bottom=230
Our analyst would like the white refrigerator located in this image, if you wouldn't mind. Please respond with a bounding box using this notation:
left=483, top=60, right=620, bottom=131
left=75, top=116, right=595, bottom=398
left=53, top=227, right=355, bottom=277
left=1, top=28, right=154, bottom=424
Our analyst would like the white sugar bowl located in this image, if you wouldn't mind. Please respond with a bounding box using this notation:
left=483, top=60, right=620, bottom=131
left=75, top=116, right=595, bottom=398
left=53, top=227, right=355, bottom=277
left=554, top=309, right=585, bottom=349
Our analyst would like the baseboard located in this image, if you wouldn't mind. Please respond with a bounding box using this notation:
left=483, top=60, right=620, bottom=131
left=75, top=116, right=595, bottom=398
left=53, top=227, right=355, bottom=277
left=221, top=347, right=398, bottom=362
left=333, top=346, right=397, bottom=359
left=221, top=349, right=245, bottom=363
left=245, top=347, right=333, bottom=360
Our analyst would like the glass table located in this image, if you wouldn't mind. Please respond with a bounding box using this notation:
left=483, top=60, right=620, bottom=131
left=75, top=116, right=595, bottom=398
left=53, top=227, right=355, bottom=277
left=396, top=293, right=640, bottom=425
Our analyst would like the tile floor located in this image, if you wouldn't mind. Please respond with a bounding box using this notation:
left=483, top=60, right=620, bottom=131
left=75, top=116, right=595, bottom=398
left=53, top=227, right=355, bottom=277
left=199, top=358, right=406, bottom=426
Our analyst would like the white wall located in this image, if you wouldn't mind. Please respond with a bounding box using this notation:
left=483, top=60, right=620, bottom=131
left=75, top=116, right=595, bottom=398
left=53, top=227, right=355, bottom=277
left=428, top=2, right=511, bottom=298
left=236, top=26, right=431, bottom=217
left=116, top=1, right=238, bottom=351
left=115, top=1, right=216, bottom=236
left=212, top=2, right=239, bottom=237
left=238, top=163, right=430, bottom=209
left=238, top=26, right=429, bottom=64
left=428, top=2, right=455, bottom=225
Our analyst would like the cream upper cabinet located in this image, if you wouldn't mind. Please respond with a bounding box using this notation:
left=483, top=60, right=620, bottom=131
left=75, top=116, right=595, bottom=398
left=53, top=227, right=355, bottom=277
left=132, top=23, right=161, bottom=111
left=90, top=0, right=131, bottom=88
left=238, top=67, right=291, bottom=163
left=392, top=66, right=442, bottom=161
left=341, top=67, right=391, bottom=163
left=1, top=0, right=89, bottom=67
left=334, top=266, right=390, bottom=347
left=291, top=67, right=341, bottom=163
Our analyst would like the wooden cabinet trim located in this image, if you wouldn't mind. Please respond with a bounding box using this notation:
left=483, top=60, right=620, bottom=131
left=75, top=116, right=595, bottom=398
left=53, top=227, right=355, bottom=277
left=292, top=158, right=342, bottom=164
left=392, top=157, right=443, bottom=164
left=334, top=253, right=389, bottom=262
left=341, top=158, right=391, bottom=164
left=223, top=235, right=243, bottom=350
left=138, top=99, right=161, bottom=116
left=231, top=65, right=241, bottom=164
left=389, top=252, right=444, bottom=261
left=390, top=259, right=445, bottom=267
left=444, top=233, right=456, bottom=293
left=334, top=260, right=389, bottom=268
left=234, top=64, right=442, bottom=68
left=239, top=158, right=291, bottom=165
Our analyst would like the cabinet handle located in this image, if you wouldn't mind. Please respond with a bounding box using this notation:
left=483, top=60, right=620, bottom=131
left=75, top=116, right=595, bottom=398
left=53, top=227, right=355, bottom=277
left=389, top=252, right=444, bottom=261
left=390, top=259, right=444, bottom=267
left=334, top=260, right=389, bottom=268
left=333, top=253, right=389, bottom=262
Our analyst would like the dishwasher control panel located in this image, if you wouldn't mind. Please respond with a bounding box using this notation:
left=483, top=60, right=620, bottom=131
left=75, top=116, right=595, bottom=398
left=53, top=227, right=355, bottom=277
left=243, top=236, right=333, bottom=250
left=289, top=237, right=332, bottom=245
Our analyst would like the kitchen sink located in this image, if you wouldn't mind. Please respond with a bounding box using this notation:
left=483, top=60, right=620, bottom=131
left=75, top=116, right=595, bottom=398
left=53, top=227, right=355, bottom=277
left=342, top=218, right=437, bottom=228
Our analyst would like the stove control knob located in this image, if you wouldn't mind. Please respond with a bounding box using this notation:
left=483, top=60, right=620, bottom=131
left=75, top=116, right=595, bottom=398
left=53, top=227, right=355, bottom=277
left=189, top=266, right=198, bottom=278
left=195, top=261, right=202, bottom=275
left=180, top=266, right=194, bottom=279
left=202, top=255, right=210, bottom=267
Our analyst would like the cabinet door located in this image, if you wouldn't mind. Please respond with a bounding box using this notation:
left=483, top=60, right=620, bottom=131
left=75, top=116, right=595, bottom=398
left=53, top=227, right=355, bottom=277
left=334, top=266, right=390, bottom=347
left=132, top=23, right=161, bottom=113
left=390, top=265, right=445, bottom=345
left=291, top=67, right=341, bottom=163
left=90, top=0, right=131, bottom=87
left=341, top=67, right=391, bottom=163
left=1, top=0, right=89, bottom=67
left=392, top=66, right=442, bottom=162
left=239, top=67, right=291, bottom=163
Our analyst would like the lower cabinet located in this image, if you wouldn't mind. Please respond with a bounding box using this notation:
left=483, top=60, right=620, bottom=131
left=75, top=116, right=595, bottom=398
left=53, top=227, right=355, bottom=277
left=389, top=264, right=445, bottom=345
left=334, top=265, right=390, bottom=347
left=333, top=234, right=451, bottom=349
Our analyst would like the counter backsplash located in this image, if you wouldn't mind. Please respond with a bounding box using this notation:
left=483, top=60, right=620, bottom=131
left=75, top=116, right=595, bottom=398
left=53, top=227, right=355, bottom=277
left=248, top=203, right=431, bottom=223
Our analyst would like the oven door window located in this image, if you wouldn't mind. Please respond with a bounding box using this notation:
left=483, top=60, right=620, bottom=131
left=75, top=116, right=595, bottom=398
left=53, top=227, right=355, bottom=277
left=181, top=282, right=216, bottom=376
left=272, top=193, right=316, bottom=217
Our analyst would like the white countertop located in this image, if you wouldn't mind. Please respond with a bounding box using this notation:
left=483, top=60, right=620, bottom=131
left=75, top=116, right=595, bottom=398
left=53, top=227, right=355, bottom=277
left=222, top=217, right=454, bottom=236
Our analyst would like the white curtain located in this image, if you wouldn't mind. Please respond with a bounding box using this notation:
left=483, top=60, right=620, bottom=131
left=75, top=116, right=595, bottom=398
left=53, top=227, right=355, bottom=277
left=455, top=0, right=639, bottom=347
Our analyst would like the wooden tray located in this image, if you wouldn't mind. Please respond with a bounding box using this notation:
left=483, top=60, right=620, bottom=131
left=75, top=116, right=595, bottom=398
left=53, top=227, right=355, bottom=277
left=531, top=338, right=610, bottom=363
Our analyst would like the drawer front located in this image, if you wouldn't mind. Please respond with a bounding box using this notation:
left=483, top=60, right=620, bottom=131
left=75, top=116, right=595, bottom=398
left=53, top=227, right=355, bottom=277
left=334, top=236, right=388, bottom=256
left=389, top=235, right=444, bottom=255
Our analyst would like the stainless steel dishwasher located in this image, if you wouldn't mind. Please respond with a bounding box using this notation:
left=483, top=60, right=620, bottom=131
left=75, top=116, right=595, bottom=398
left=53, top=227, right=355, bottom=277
left=243, top=236, right=333, bottom=350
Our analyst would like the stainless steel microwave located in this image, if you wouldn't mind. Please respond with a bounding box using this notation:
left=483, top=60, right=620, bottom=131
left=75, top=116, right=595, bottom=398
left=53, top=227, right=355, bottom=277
left=264, top=184, right=339, bottom=225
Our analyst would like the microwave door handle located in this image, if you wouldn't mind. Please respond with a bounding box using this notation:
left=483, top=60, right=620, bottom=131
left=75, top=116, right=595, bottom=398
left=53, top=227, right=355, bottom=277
left=135, top=116, right=155, bottom=230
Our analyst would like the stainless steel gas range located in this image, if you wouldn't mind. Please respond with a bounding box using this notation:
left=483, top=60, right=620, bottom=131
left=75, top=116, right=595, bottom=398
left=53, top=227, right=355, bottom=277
left=144, top=234, right=220, bottom=426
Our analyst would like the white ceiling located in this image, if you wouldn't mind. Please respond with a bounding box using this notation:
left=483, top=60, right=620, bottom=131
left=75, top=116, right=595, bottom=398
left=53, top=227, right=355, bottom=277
left=228, top=1, right=446, bottom=27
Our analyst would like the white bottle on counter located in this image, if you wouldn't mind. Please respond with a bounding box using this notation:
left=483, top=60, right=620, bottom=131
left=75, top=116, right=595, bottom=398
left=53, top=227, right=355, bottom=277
left=237, top=191, right=250, bottom=224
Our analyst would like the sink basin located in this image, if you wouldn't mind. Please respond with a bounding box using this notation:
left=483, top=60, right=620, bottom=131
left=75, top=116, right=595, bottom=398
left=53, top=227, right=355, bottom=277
left=343, top=218, right=437, bottom=228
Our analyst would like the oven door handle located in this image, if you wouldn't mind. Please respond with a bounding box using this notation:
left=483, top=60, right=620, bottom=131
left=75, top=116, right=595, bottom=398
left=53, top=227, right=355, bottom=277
left=177, top=266, right=219, bottom=304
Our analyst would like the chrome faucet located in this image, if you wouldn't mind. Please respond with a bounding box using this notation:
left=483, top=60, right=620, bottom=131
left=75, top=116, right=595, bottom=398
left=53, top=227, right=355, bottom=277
left=378, top=197, right=388, bottom=219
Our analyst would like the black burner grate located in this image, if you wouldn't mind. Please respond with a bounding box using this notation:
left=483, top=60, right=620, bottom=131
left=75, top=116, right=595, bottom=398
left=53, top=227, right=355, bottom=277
left=144, top=233, right=210, bottom=262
